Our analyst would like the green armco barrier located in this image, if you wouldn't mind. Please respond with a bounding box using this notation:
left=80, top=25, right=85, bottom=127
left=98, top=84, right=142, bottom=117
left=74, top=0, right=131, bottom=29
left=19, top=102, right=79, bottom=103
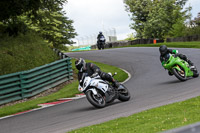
left=71, top=46, right=91, bottom=51
left=0, top=58, right=73, bottom=105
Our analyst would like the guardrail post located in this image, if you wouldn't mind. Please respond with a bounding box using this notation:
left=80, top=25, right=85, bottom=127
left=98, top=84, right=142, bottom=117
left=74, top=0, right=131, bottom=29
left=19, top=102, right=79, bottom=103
left=19, top=72, right=25, bottom=99
left=67, top=58, right=73, bottom=80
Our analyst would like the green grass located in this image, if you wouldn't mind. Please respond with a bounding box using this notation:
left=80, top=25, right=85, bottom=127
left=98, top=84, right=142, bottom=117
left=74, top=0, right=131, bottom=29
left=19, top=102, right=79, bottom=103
left=69, top=96, right=200, bottom=133
left=0, top=59, right=128, bottom=117
left=113, top=41, right=200, bottom=49
left=0, top=32, right=59, bottom=76
left=0, top=80, right=79, bottom=117
left=85, top=60, right=128, bottom=82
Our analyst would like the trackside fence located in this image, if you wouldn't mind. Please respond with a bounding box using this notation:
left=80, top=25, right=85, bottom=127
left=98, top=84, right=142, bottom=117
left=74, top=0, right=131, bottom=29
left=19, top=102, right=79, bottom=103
left=91, top=35, right=200, bottom=49
left=0, top=57, right=73, bottom=105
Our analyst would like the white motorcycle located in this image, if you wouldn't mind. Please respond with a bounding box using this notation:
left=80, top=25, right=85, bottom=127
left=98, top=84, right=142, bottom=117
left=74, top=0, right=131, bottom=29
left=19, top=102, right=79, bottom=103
left=78, top=72, right=130, bottom=108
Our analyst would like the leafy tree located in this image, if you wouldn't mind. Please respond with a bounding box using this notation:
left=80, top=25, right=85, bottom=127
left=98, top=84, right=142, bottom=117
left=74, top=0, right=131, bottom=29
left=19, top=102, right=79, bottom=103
left=27, top=9, right=77, bottom=47
left=187, top=12, right=200, bottom=35
left=0, top=0, right=77, bottom=47
left=124, top=0, right=151, bottom=39
left=168, top=18, right=187, bottom=37
left=192, top=12, right=200, bottom=26
left=0, top=0, right=67, bottom=21
left=125, top=33, right=135, bottom=41
left=124, top=0, right=189, bottom=39
left=0, top=0, right=40, bottom=21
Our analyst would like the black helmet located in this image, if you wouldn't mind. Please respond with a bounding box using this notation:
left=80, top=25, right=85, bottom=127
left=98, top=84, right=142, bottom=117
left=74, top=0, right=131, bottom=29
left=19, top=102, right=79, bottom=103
left=159, top=45, right=168, bottom=56
left=75, top=58, right=86, bottom=71
left=99, top=31, right=102, bottom=34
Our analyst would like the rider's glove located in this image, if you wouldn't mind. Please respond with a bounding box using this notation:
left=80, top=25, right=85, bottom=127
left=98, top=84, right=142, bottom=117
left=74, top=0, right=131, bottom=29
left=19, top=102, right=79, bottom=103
left=174, top=54, right=178, bottom=58
left=91, top=72, right=98, bottom=78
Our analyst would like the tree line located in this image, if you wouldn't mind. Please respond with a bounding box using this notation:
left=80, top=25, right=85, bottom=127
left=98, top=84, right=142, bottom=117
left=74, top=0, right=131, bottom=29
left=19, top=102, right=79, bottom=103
left=124, top=0, right=200, bottom=40
left=0, top=0, right=77, bottom=48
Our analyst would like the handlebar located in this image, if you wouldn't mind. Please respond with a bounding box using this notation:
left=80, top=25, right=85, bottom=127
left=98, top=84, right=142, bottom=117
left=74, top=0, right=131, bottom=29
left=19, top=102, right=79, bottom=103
left=112, top=72, right=117, bottom=77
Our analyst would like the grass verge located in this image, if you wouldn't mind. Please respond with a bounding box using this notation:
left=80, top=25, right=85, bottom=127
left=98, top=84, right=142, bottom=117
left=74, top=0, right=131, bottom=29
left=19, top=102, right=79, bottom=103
left=69, top=95, right=200, bottom=133
left=0, top=59, right=128, bottom=118
left=0, top=32, right=59, bottom=76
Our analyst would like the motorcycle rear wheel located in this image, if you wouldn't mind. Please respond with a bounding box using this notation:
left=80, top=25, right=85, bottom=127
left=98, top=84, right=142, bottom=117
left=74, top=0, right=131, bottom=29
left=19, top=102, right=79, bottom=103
left=97, top=44, right=101, bottom=50
left=172, top=68, right=186, bottom=81
left=118, top=84, right=131, bottom=101
left=86, top=90, right=106, bottom=108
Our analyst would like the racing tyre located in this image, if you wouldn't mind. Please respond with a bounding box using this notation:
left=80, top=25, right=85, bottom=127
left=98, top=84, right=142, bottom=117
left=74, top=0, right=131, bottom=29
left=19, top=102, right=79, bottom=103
left=102, top=44, right=104, bottom=50
left=172, top=68, right=186, bottom=81
left=86, top=90, right=106, bottom=108
left=118, top=84, right=131, bottom=101
left=97, top=44, right=101, bottom=50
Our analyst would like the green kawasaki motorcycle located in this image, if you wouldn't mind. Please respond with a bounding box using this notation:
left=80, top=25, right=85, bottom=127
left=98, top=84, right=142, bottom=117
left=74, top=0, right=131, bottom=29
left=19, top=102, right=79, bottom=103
left=162, top=54, right=199, bottom=81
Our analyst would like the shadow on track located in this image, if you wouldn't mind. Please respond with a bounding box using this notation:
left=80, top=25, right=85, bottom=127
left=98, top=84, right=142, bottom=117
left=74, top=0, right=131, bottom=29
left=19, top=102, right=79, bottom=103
left=157, top=79, right=182, bottom=85
left=157, top=76, right=196, bottom=85
left=69, top=100, right=130, bottom=114
left=68, top=106, right=97, bottom=114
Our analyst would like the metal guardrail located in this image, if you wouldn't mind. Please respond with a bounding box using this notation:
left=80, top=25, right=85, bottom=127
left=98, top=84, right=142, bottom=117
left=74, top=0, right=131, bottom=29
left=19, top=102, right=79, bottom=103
left=91, top=39, right=164, bottom=49
left=0, top=57, right=73, bottom=105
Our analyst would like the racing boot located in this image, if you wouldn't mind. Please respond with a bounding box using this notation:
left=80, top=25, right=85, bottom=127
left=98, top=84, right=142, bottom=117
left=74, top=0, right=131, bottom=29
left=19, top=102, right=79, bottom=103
left=113, top=80, right=120, bottom=90
left=190, top=65, right=196, bottom=71
left=187, top=60, right=196, bottom=71
left=101, top=72, right=120, bottom=90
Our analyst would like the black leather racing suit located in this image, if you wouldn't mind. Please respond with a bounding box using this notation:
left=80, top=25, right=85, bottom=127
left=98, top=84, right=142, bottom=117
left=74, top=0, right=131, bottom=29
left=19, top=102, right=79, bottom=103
left=97, top=33, right=105, bottom=44
left=78, top=63, right=116, bottom=85
left=160, top=49, right=193, bottom=66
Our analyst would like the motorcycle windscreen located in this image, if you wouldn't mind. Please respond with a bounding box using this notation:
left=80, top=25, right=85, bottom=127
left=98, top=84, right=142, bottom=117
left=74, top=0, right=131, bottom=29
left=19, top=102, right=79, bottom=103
left=164, top=54, right=170, bottom=62
left=100, top=37, right=105, bottom=41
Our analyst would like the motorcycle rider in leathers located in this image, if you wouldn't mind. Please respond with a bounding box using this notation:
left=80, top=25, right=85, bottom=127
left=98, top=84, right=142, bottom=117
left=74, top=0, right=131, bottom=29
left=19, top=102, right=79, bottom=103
left=159, top=45, right=196, bottom=75
left=97, top=31, right=106, bottom=45
left=75, top=58, right=119, bottom=88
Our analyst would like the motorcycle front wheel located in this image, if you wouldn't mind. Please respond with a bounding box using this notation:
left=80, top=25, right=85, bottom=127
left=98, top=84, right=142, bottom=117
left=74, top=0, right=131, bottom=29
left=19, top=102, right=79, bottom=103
left=118, top=84, right=131, bottom=101
left=97, top=44, right=101, bottom=50
left=172, top=68, right=186, bottom=81
left=86, top=90, right=106, bottom=108
left=101, top=44, right=104, bottom=49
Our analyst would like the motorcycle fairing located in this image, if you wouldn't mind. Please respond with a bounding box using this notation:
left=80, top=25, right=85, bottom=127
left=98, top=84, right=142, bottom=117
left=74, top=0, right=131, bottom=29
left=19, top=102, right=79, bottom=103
left=90, top=78, right=109, bottom=93
left=163, top=54, right=193, bottom=77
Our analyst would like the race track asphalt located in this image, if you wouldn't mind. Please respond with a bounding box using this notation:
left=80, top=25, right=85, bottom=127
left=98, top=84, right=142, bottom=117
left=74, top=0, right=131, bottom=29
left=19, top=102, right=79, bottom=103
left=1, top=47, right=200, bottom=133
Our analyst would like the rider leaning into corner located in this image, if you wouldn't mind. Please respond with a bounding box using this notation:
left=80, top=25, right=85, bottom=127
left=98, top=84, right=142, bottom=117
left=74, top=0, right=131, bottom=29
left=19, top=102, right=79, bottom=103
left=75, top=58, right=120, bottom=89
left=97, top=31, right=106, bottom=44
left=159, top=45, right=197, bottom=75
